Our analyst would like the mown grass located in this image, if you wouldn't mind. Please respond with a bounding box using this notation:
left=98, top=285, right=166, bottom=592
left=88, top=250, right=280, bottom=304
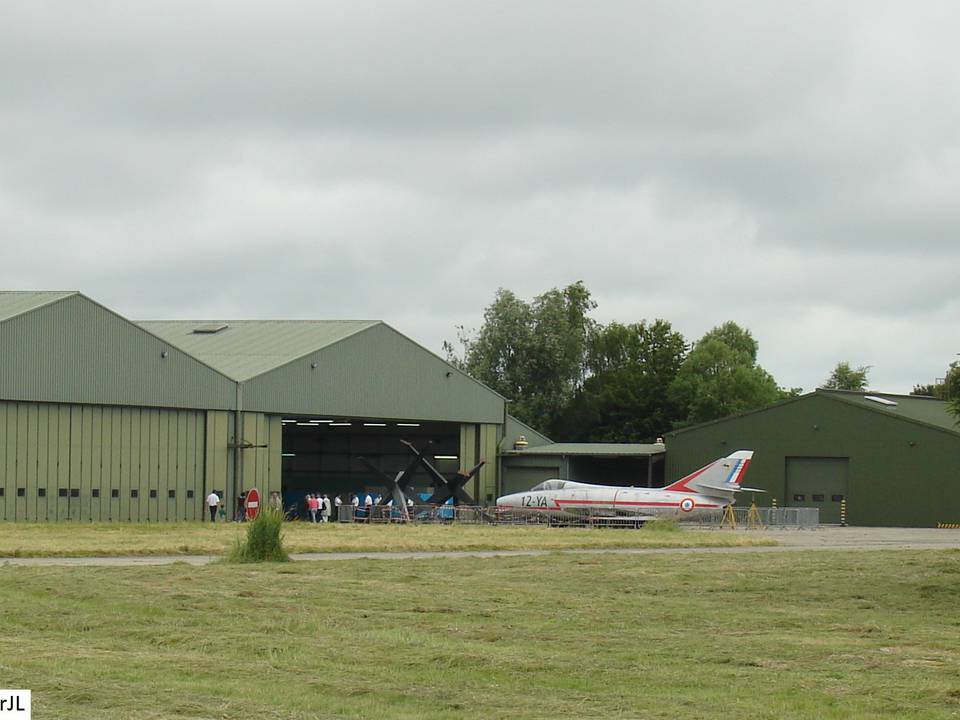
left=0, top=521, right=773, bottom=557
left=1, top=550, right=958, bottom=718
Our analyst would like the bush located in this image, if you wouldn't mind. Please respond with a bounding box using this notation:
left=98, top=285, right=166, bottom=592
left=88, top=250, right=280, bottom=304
left=227, top=506, right=290, bottom=563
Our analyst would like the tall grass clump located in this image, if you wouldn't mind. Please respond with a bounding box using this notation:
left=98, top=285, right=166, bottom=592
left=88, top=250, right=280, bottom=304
left=641, top=516, right=680, bottom=532
left=227, top=506, right=290, bottom=563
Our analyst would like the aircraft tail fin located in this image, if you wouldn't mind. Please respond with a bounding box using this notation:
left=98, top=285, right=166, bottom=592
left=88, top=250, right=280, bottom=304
left=663, top=450, right=754, bottom=498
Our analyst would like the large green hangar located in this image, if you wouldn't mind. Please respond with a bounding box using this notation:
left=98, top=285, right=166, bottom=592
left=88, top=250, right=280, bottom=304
left=0, top=291, right=506, bottom=522
left=664, top=389, right=960, bottom=527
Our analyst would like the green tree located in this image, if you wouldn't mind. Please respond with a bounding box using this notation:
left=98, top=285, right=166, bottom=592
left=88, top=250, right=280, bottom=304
left=823, top=361, right=870, bottom=391
left=940, top=362, right=960, bottom=401
left=913, top=363, right=960, bottom=420
left=668, top=321, right=783, bottom=426
left=552, top=320, right=687, bottom=442
left=445, top=282, right=596, bottom=432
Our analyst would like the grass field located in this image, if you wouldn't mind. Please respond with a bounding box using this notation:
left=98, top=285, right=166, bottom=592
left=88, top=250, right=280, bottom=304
left=1, top=550, right=959, bottom=718
left=0, top=521, right=774, bottom=557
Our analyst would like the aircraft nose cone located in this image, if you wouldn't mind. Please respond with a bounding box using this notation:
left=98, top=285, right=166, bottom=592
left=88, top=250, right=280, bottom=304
left=496, top=493, right=521, bottom=508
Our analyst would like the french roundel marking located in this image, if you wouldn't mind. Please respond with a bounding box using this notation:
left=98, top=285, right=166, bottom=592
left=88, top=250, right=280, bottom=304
left=679, top=497, right=695, bottom=513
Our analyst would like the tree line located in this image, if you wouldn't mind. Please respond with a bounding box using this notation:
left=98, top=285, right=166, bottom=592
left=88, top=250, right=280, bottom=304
left=444, top=282, right=960, bottom=442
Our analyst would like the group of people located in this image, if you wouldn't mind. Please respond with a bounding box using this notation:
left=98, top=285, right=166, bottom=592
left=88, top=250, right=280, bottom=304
left=206, top=489, right=420, bottom=523
left=305, top=493, right=335, bottom=523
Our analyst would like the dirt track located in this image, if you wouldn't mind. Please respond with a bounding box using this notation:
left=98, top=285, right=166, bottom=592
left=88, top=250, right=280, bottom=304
left=2, top=526, right=959, bottom=567
left=755, top=525, right=960, bottom=550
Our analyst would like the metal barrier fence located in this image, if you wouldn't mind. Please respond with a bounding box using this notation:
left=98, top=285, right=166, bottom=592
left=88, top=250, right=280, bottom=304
left=688, top=506, right=820, bottom=529
left=326, top=503, right=820, bottom=529
left=342, top=504, right=491, bottom=524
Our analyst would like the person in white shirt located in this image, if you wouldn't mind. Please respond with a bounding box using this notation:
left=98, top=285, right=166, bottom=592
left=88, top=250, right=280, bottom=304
left=206, top=491, right=220, bottom=522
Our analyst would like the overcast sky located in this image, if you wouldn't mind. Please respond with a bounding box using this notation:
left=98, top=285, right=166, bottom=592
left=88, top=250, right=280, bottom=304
left=2, top=1, right=958, bottom=393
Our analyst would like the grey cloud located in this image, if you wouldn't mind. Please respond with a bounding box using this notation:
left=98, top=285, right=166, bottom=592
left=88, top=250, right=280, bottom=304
left=1, top=0, right=959, bottom=395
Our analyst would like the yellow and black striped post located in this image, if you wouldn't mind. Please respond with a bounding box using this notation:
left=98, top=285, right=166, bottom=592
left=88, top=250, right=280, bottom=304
left=840, top=499, right=847, bottom=527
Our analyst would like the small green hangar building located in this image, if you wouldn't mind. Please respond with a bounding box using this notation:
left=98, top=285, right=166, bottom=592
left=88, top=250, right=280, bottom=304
left=0, top=291, right=506, bottom=522
left=664, top=389, right=960, bottom=527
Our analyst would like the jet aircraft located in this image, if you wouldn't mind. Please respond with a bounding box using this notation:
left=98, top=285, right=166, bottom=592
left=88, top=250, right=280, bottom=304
left=496, top=450, right=759, bottom=520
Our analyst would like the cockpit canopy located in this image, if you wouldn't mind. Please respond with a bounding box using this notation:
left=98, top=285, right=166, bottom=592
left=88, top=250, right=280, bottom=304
left=529, top=479, right=592, bottom=492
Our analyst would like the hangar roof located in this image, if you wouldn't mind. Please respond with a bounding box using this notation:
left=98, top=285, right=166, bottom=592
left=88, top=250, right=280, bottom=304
left=667, top=389, right=959, bottom=438
left=138, top=319, right=379, bottom=381
left=501, top=415, right=553, bottom=451
left=0, top=291, right=77, bottom=322
left=502, top=442, right=665, bottom=457
left=819, top=389, right=959, bottom=435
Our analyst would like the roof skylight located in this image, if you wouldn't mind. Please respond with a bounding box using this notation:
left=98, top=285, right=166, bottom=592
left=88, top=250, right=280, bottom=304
left=192, top=323, right=229, bottom=334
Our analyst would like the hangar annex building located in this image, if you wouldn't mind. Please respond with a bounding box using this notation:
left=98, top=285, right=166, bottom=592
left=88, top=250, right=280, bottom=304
left=665, top=389, right=960, bottom=527
left=0, top=292, right=504, bottom=522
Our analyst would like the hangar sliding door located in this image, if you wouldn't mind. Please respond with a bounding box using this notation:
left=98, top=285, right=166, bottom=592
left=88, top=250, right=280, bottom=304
left=0, top=400, right=207, bottom=522
left=785, top=457, right=849, bottom=524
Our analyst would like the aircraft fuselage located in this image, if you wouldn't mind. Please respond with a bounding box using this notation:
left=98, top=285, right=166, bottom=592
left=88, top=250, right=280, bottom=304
left=496, top=486, right=726, bottom=520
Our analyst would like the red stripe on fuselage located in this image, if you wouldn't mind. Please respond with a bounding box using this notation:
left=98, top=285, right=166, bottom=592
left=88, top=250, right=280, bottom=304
left=554, top=499, right=720, bottom=509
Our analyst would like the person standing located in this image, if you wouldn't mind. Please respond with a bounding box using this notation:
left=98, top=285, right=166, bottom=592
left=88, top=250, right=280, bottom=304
left=321, top=494, right=332, bottom=523
left=364, top=492, right=373, bottom=522
left=206, top=490, right=220, bottom=522
left=307, top=494, right=319, bottom=523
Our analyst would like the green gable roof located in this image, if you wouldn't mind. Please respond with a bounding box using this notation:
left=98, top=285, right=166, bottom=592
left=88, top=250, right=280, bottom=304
left=138, top=319, right=379, bottom=381
left=501, top=414, right=553, bottom=451
left=0, top=291, right=77, bottom=322
left=502, top=442, right=665, bottom=457
left=667, top=389, right=960, bottom=438
left=820, top=389, right=960, bottom=435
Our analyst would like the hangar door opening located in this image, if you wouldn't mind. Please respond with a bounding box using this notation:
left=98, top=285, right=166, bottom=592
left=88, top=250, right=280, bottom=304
left=567, top=456, right=663, bottom=488
left=500, top=464, right=561, bottom=496
left=280, top=417, right=460, bottom=517
left=786, top=457, right=849, bottom=524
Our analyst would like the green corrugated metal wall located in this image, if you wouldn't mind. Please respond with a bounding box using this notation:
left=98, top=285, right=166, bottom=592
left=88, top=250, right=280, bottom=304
left=0, top=400, right=207, bottom=521
left=238, top=412, right=282, bottom=500
left=0, top=294, right=235, bottom=410
left=201, top=411, right=282, bottom=521
left=499, top=454, right=562, bottom=495
left=204, top=410, right=233, bottom=504
left=664, top=394, right=960, bottom=527
left=459, top=423, right=501, bottom=503
left=243, top=323, right=505, bottom=424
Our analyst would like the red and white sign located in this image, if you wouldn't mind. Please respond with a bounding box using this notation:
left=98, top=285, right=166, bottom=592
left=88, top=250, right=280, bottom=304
left=245, top=488, right=261, bottom=521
